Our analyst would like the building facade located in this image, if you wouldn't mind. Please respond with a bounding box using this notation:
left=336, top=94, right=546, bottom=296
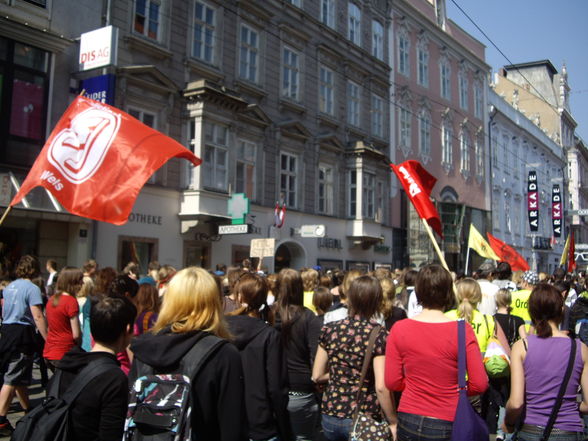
left=488, top=88, right=566, bottom=273
left=0, top=0, right=398, bottom=273
left=389, top=0, right=491, bottom=271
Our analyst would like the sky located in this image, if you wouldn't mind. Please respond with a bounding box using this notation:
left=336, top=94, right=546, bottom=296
left=446, top=0, right=588, bottom=142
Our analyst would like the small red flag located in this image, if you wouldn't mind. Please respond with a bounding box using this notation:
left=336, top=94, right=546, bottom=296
left=568, top=231, right=576, bottom=273
left=486, top=233, right=530, bottom=272
left=390, top=160, right=442, bottom=237
left=10, top=96, right=201, bottom=225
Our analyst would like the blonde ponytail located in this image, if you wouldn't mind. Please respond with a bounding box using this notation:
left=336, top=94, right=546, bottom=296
left=455, top=278, right=482, bottom=325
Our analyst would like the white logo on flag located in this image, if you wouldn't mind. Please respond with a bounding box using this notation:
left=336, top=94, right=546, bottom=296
left=48, top=108, right=121, bottom=184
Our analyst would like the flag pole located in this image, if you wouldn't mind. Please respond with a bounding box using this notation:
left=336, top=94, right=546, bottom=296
left=421, top=218, right=450, bottom=272
left=465, top=246, right=471, bottom=276
left=0, top=205, right=12, bottom=227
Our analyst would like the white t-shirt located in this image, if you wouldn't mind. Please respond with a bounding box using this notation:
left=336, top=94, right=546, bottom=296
left=477, top=279, right=499, bottom=315
left=406, top=287, right=422, bottom=318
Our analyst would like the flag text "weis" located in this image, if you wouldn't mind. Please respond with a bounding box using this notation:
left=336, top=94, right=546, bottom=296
left=40, top=170, right=64, bottom=191
left=398, top=166, right=421, bottom=197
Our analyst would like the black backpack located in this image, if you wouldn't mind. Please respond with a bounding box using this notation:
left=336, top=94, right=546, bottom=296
left=11, top=358, right=118, bottom=441
left=123, top=334, right=226, bottom=441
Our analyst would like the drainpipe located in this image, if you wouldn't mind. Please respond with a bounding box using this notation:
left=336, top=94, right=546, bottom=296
left=488, top=105, right=497, bottom=234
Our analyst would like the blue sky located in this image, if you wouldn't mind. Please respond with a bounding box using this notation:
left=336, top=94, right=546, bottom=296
left=446, top=0, right=588, bottom=141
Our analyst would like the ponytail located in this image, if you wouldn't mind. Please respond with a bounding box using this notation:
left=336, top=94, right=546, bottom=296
left=455, top=278, right=481, bottom=325
left=534, top=318, right=552, bottom=338
left=457, top=297, right=474, bottom=324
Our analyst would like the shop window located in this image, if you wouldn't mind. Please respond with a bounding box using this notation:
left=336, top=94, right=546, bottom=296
left=118, top=236, right=158, bottom=275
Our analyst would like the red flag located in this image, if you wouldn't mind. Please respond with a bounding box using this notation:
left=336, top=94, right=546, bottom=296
left=390, top=160, right=442, bottom=237
left=10, top=96, right=201, bottom=225
left=568, top=231, right=576, bottom=273
left=486, top=233, right=530, bottom=272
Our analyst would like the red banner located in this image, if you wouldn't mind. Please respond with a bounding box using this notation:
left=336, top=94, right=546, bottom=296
left=10, top=96, right=201, bottom=224
left=390, top=160, right=442, bottom=237
left=486, top=233, right=530, bottom=272
left=569, top=231, right=576, bottom=273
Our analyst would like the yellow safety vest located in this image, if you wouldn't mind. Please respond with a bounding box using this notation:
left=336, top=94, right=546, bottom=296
left=510, top=289, right=532, bottom=331
left=446, top=309, right=495, bottom=353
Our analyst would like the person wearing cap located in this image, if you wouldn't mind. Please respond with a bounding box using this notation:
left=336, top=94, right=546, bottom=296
left=477, top=261, right=500, bottom=316
left=510, top=270, right=539, bottom=331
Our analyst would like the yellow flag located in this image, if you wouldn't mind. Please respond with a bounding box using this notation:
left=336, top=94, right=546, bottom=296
left=468, top=224, right=500, bottom=260
left=560, top=234, right=570, bottom=266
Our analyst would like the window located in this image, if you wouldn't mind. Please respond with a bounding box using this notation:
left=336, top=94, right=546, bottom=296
left=460, top=130, right=471, bottom=176
left=491, top=126, right=498, bottom=168
left=399, top=106, right=411, bottom=150
left=349, top=170, right=357, bottom=218
left=502, top=134, right=509, bottom=173
left=280, top=153, right=297, bottom=207
left=372, top=20, right=384, bottom=60
left=347, top=81, right=360, bottom=126
left=134, top=0, right=160, bottom=40
left=348, top=3, right=361, bottom=46
left=417, top=44, right=429, bottom=87
left=418, top=109, right=431, bottom=159
left=239, top=24, right=259, bottom=83
left=475, top=134, right=484, bottom=180
left=318, top=165, right=333, bottom=214
left=376, top=180, right=385, bottom=223
left=129, top=108, right=158, bottom=183
left=371, top=94, right=384, bottom=138
left=193, top=1, right=215, bottom=63
left=236, top=140, right=256, bottom=199
left=203, top=122, right=228, bottom=191
left=440, top=58, right=451, bottom=100
left=286, top=0, right=301, bottom=6
left=23, top=0, right=47, bottom=6
left=282, top=46, right=300, bottom=100
left=442, top=122, right=453, bottom=168
left=320, top=0, right=335, bottom=28
left=319, top=65, right=334, bottom=115
left=459, top=70, right=468, bottom=110
left=398, top=32, right=410, bottom=76
left=474, top=82, right=483, bottom=119
left=363, top=172, right=375, bottom=219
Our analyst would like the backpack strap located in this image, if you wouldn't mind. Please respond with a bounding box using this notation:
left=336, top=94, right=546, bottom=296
left=180, top=334, right=227, bottom=380
left=59, top=358, right=119, bottom=405
left=142, top=311, right=154, bottom=334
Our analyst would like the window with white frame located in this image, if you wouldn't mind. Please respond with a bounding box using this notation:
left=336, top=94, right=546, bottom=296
left=363, top=172, right=375, bottom=219
left=491, top=126, right=498, bottom=168
left=193, top=1, right=215, bottom=63
left=474, top=82, right=483, bottom=119
left=349, top=170, right=357, bottom=218
left=319, top=65, right=334, bottom=115
left=475, top=133, right=484, bottom=180
left=512, top=137, right=519, bottom=179
left=318, top=165, right=334, bottom=215
left=502, top=134, right=510, bottom=174
left=203, top=121, right=228, bottom=191
left=280, top=153, right=297, bottom=207
left=236, top=139, right=256, bottom=199
left=282, top=46, right=300, bottom=100
left=372, top=20, right=384, bottom=60
left=376, top=180, right=385, bottom=223
left=460, top=130, right=471, bottom=175
left=459, top=69, right=468, bottom=110
left=399, top=106, right=411, bottom=151
left=348, top=2, right=361, bottom=46
left=418, top=109, right=431, bottom=158
left=129, top=108, right=158, bottom=185
left=239, top=24, right=259, bottom=83
left=134, top=0, right=161, bottom=40
left=398, top=31, right=410, bottom=76
left=371, top=94, right=384, bottom=138
left=442, top=121, right=453, bottom=167
left=440, top=58, right=451, bottom=100
left=347, top=81, right=360, bottom=127
left=493, top=192, right=501, bottom=231
left=320, top=0, right=335, bottom=28
left=417, top=43, right=429, bottom=87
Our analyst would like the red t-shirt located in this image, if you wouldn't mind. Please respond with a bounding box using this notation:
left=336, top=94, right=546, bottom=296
left=385, top=319, right=488, bottom=421
left=44, top=294, right=79, bottom=361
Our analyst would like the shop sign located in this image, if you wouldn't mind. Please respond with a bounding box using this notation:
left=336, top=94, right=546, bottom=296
left=374, top=244, right=390, bottom=254
left=219, top=224, right=249, bottom=234
left=79, top=25, right=118, bottom=71
left=80, top=74, right=116, bottom=105
left=527, top=171, right=539, bottom=232
left=552, top=184, right=562, bottom=237
left=317, top=237, right=342, bottom=249
left=128, top=212, right=162, bottom=225
left=250, top=238, right=275, bottom=258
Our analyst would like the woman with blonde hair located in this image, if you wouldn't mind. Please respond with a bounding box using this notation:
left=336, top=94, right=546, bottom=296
left=380, top=277, right=407, bottom=330
left=130, top=267, right=247, bottom=441
left=445, top=278, right=494, bottom=354
left=301, top=268, right=319, bottom=314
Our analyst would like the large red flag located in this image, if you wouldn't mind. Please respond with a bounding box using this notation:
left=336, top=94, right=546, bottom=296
left=390, top=160, right=442, bottom=237
left=486, top=233, right=530, bottom=272
left=10, top=96, right=201, bottom=225
left=568, top=231, right=576, bottom=273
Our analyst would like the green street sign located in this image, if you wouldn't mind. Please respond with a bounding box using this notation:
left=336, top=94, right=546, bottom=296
left=228, top=193, right=250, bottom=225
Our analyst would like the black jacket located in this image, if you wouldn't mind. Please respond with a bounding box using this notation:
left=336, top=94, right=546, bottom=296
left=274, top=308, right=322, bottom=393
left=130, top=329, right=248, bottom=441
left=53, top=348, right=128, bottom=441
left=226, top=315, right=293, bottom=441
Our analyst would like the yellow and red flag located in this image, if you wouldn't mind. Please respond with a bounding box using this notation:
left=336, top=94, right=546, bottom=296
left=468, top=224, right=500, bottom=260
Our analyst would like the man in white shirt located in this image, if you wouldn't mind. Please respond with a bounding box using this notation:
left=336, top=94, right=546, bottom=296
left=476, top=261, right=499, bottom=315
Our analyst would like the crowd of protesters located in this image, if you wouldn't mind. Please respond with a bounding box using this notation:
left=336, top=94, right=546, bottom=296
left=1, top=255, right=588, bottom=440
